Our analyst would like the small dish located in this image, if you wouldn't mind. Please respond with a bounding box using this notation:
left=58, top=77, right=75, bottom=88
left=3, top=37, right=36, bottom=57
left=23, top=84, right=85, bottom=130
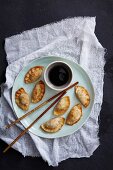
left=44, top=61, right=73, bottom=91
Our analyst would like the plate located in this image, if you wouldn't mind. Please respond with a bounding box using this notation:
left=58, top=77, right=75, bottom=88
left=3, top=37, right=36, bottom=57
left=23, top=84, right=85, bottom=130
left=12, top=56, right=95, bottom=138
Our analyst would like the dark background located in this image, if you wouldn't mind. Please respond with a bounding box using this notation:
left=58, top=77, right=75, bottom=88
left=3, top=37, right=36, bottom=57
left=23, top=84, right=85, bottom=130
left=0, top=0, right=113, bottom=169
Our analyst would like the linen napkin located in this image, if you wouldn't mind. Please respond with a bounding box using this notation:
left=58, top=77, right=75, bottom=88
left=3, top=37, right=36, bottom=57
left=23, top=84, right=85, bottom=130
left=0, top=17, right=105, bottom=166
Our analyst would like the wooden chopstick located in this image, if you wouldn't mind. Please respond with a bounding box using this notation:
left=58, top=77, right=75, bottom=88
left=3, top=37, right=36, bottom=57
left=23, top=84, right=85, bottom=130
left=5, top=81, right=78, bottom=129
left=5, top=92, right=65, bottom=129
left=3, top=91, right=66, bottom=153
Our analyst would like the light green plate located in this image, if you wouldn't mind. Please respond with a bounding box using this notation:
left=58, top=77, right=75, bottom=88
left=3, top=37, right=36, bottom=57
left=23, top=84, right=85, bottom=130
left=12, top=56, right=95, bottom=138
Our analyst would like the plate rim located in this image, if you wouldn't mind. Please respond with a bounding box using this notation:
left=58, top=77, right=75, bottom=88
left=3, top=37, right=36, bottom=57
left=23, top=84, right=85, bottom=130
left=12, top=56, right=95, bottom=138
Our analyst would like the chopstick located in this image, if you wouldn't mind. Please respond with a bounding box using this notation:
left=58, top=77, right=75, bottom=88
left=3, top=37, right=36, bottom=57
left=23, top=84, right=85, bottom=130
left=5, top=92, right=64, bottom=129
left=5, top=81, right=78, bottom=129
left=3, top=91, right=66, bottom=153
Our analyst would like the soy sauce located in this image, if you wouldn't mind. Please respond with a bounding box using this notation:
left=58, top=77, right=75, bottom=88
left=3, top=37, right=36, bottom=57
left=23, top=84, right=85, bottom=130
left=49, top=65, right=69, bottom=86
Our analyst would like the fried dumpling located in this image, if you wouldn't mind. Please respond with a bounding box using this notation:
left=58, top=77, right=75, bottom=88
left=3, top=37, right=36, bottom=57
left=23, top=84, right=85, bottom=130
left=15, top=88, right=30, bottom=111
left=53, top=96, right=70, bottom=116
left=75, top=86, right=90, bottom=107
left=66, top=104, right=82, bottom=125
left=31, top=80, right=45, bottom=103
left=40, top=117, right=65, bottom=133
left=24, top=66, right=44, bottom=84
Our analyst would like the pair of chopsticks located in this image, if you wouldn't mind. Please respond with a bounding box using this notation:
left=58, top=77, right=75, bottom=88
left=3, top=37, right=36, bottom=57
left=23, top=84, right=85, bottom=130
left=3, top=82, right=78, bottom=153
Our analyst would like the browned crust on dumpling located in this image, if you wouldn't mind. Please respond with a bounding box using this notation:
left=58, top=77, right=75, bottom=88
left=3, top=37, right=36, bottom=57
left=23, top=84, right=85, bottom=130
left=24, top=66, right=44, bottom=84
left=15, top=88, right=30, bottom=111
left=75, top=86, right=90, bottom=108
left=40, top=117, right=65, bottom=133
left=53, top=96, right=70, bottom=116
left=66, top=104, right=82, bottom=125
left=31, top=80, right=45, bottom=103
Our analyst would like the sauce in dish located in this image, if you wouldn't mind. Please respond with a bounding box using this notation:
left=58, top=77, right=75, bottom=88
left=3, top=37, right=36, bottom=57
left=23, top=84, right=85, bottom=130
left=49, top=65, right=69, bottom=86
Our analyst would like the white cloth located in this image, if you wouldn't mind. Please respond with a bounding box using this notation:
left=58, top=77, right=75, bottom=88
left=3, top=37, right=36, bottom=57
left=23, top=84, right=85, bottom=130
left=0, top=17, right=105, bottom=166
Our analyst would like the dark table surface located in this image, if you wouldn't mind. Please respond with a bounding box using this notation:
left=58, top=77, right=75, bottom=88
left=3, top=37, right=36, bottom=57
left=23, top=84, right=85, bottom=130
left=0, top=0, right=113, bottom=169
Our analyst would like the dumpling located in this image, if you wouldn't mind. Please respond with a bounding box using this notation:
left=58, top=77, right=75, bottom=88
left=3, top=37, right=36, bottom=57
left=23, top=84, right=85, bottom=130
left=15, top=88, right=30, bottom=111
left=75, top=86, right=90, bottom=107
left=31, top=80, right=45, bottom=103
left=66, top=104, right=82, bottom=125
left=53, top=96, right=70, bottom=116
left=24, top=66, right=44, bottom=84
left=40, top=117, right=65, bottom=133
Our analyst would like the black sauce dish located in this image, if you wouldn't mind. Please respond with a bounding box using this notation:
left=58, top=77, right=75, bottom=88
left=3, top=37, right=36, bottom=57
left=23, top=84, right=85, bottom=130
left=44, top=61, right=73, bottom=91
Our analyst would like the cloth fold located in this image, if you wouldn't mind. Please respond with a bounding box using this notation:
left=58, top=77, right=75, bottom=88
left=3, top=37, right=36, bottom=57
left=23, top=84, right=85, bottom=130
left=0, top=17, right=105, bottom=166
